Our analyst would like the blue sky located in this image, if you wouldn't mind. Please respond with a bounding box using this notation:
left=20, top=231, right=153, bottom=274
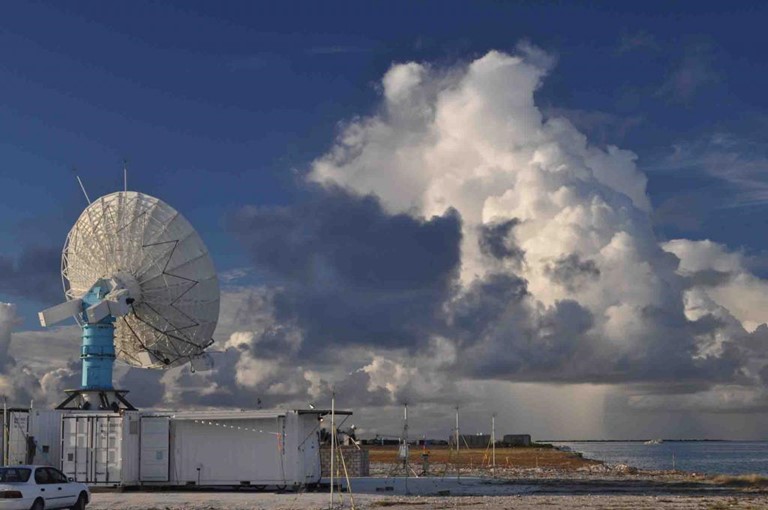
left=3, top=1, right=768, bottom=279
left=4, top=1, right=768, bottom=437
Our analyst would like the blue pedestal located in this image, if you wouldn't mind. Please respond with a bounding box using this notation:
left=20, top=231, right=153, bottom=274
left=81, top=322, right=116, bottom=389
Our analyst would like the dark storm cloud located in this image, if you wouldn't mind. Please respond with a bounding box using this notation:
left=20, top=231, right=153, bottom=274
left=117, top=368, right=166, bottom=408
left=450, top=273, right=528, bottom=338
left=478, top=219, right=524, bottom=262
left=456, top=294, right=595, bottom=380
left=225, top=184, right=747, bottom=391
left=442, top=267, right=744, bottom=386
left=682, top=269, right=734, bottom=288
left=544, top=253, right=600, bottom=291
left=230, top=187, right=462, bottom=352
left=0, top=247, right=61, bottom=303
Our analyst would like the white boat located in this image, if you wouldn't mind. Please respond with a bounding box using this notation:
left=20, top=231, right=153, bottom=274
left=644, top=439, right=663, bottom=445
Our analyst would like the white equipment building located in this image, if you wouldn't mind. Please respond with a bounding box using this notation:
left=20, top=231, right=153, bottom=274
left=4, top=407, right=349, bottom=489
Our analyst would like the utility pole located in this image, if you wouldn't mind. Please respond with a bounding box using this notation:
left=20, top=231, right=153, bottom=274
left=330, top=391, right=335, bottom=509
left=491, top=414, right=496, bottom=474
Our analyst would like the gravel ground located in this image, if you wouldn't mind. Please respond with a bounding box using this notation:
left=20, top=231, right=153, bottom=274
left=87, top=491, right=768, bottom=510
left=84, top=456, right=768, bottom=509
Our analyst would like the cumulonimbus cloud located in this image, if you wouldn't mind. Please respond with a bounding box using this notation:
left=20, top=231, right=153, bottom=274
left=7, top=45, right=768, bottom=421
left=302, top=47, right=756, bottom=388
left=154, top=46, right=768, bottom=416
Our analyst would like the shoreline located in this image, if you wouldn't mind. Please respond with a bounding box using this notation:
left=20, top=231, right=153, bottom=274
left=366, top=444, right=768, bottom=488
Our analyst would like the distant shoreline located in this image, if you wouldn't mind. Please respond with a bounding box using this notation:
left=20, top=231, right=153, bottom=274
left=546, top=439, right=735, bottom=443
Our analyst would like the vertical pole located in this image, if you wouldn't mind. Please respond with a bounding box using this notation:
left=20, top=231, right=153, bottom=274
left=2, top=397, right=7, bottom=466
left=330, top=391, right=335, bottom=509
left=455, top=406, right=460, bottom=479
left=123, top=160, right=128, bottom=192
left=403, top=404, right=408, bottom=443
left=491, top=414, right=496, bottom=473
left=403, top=403, right=408, bottom=492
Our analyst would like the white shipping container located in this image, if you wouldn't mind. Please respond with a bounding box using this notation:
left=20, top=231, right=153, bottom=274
left=60, top=411, right=141, bottom=486
left=170, top=414, right=287, bottom=486
left=1, top=410, right=31, bottom=465
left=29, top=409, right=63, bottom=467
left=50, top=408, right=338, bottom=489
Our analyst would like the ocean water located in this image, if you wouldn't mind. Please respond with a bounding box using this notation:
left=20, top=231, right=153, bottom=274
left=552, top=441, right=768, bottom=475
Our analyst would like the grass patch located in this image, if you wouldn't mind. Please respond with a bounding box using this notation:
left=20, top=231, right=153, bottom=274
left=711, top=473, right=768, bottom=486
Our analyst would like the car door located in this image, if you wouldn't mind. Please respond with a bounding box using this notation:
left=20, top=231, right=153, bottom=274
left=48, top=468, right=79, bottom=507
left=34, top=467, right=56, bottom=507
left=35, top=468, right=67, bottom=509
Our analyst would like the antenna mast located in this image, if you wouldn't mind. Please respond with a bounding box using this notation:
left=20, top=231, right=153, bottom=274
left=123, top=159, right=128, bottom=192
left=73, top=169, right=91, bottom=204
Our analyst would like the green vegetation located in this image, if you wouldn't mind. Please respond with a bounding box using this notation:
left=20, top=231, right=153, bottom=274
left=710, top=473, right=768, bottom=486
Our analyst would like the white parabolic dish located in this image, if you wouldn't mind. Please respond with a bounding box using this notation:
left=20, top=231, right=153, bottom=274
left=62, top=191, right=220, bottom=369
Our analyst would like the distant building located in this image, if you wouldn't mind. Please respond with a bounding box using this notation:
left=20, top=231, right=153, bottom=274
left=502, top=434, right=532, bottom=446
left=449, top=434, right=491, bottom=448
left=360, top=438, right=400, bottom=446
left=417, top=439, right=448, bottom=446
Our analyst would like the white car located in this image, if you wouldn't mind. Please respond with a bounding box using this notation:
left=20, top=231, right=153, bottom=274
left=0, top=466, right=89, bottom=510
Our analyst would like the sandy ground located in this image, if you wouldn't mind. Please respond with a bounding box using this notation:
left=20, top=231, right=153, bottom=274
left=88, top=491, right=768, bottom=510
left=85, top=447, right=768, bottom=509
left=87, top=475, right=768, bottom=510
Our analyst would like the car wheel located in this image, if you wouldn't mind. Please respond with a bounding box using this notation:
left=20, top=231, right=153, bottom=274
left=71, top=492, right=87, bottom=510
left=30, top=498, right=44, bottom=510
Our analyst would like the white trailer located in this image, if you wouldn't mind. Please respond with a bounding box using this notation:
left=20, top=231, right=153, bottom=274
left=52, top=408, right=343, bottom=489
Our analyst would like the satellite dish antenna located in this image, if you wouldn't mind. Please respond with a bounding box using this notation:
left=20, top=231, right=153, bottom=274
left=38, top=190, right=220, bottom=410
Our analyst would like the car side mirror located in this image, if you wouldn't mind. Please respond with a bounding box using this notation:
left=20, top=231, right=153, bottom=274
left=68, top=477, right=74, bottom=482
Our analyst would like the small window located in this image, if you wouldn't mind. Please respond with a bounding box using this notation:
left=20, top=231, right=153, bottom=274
left=34, top=468, right=50, bottom=485
left=42, top=445, right=50, bottom=453
left=0, top=468, right=31, bottom=483
left=47, top=468, right=68, bottom=483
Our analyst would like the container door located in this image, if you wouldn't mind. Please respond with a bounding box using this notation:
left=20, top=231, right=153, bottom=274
left=93, top=416, right=122, bottom=484
left=140, top=417, right=169, bottom=482
left=61, top=416, right=91, bottom=483
left=8, top=412, right=29, bottom=465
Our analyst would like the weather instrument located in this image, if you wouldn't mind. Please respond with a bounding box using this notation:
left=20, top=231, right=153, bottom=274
left=38, top=190, right=220, bottom=410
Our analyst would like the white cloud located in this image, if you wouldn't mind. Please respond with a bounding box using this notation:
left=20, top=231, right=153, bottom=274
left=8, top=46, right=768, bottom=438
left=654, top=133, right=768, bottom=209
left=664, top=239, right=768, bottom=332
left=308, top=48, right=705, bottom=382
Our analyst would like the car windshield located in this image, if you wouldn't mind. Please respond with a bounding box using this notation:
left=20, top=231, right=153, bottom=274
left=0, top=467, right=32, bottom=483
